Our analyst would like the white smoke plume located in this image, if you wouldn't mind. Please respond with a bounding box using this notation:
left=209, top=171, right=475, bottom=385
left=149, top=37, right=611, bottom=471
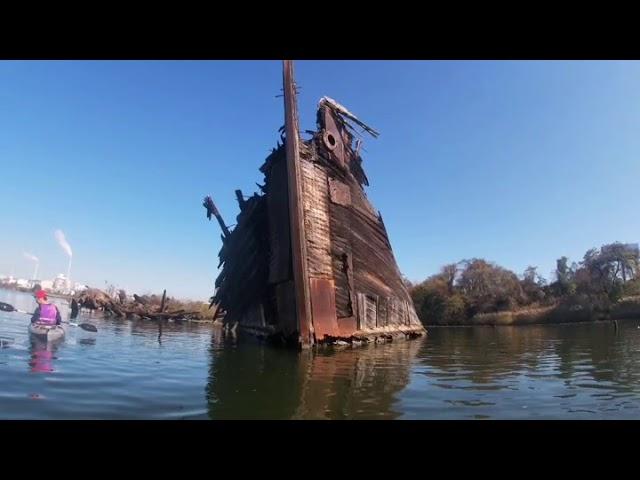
left=54, top=229, right=73, bottom=257
left=23, top=252, right=39, bottom=263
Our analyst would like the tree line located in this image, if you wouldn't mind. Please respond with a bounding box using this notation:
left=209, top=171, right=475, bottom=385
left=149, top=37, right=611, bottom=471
left=407, top=242, right=640, bottom=325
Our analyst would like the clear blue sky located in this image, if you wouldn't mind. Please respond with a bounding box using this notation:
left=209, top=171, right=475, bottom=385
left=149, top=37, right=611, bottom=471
left=1, top=60, right=638, bottom=300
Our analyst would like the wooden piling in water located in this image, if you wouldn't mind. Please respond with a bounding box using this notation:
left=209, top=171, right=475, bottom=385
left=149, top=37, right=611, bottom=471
left=160, top=289, right=167, bottom=313
left=158, top=289, right=167, bottom=343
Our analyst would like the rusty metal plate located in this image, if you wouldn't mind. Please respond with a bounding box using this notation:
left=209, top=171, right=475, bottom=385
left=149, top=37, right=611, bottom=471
left=322, top=108, right=345, bottom=167
left=309, top=277, right=339, bottom=340
left=328, top=177, right=351, bottom=207
left=337, top=316, right=357, bottom=337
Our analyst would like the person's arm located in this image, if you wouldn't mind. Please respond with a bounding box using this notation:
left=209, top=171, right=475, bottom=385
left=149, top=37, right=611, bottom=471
left=31, top=306, right=40, bottom=324
left=56, top=307, right=62, bottom=325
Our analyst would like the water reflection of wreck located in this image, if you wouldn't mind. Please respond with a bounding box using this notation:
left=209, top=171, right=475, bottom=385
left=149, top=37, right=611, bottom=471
left=206, top=339, right=423, bottom=419
left=205, top=60, right=425, bottom=348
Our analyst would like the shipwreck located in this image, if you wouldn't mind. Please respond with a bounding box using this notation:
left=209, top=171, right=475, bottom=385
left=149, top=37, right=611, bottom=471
left=204, top=60, right=425, bottom=347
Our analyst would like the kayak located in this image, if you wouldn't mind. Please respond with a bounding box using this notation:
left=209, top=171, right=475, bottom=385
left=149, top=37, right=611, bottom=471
left=28, top=323, right=66, bottom=342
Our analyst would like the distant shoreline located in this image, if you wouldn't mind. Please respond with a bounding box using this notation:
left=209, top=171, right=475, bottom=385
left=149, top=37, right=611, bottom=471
left=422, top=298, right=640, bottom=326
left=0, top=285, right=72, bottom=301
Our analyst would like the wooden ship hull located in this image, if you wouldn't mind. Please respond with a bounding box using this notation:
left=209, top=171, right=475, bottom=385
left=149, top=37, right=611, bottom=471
left=206, top=60, right=425, bottom=347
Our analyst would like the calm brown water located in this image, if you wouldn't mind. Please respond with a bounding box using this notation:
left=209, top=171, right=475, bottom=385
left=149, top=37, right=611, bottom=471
left=2, top=289, right=640, bottom=419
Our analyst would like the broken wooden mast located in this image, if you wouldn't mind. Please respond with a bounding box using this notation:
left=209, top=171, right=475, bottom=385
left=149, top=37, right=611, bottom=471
left=203, top=195, right=230, bottom=238
left=283, top=60, right=313, bottom=346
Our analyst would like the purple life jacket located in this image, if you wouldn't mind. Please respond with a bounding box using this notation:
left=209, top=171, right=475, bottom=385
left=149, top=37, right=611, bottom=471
left=38, top=303, right=58, bottom=326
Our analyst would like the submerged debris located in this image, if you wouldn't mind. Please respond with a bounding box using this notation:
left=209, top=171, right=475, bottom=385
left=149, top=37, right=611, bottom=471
left=73, top=289, right=219, bottom=323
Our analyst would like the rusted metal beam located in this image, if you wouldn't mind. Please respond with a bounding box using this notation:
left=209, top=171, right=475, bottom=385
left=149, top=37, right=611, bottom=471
left=282, top=60, right=313, bottom=346
left=309, top=278, right=339, bottom=340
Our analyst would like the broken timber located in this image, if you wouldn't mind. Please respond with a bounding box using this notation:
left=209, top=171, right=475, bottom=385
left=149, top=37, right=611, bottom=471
left=206, top=60, right=425, bottom=348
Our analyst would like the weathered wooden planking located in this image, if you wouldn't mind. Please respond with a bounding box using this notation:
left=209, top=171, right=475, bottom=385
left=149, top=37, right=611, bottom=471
left=266, top=153, right=292, bottom=284
left=332, top=253, right=352, bottom=318
left=365, top=294, right=378, bottom=329
left=328, top=201, right=353, bottom=319
left=328, top=177, right=351, bottom=207
left=327, top=178, right=412, bottom=313
left=300, top=158, right=333, bottom=279
left=349, top=181, right=379, bottom=222
left=357, top=293, right=379, bottom=330
left=240, top=304, right=266, bottom=327
left=349, top=209, right=408, bottom=302
left=214, top=194, right=270, bottom=323
left=275, top=280, right=298, bottom=337
left=377, top=296, right=388, bottom=328
left=385, top=297, right=421, bottom=327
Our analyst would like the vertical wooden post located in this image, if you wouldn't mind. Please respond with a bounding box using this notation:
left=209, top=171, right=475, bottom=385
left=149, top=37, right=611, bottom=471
left=160, top=289, right=167, bottom=313
left=283, top=60, right=313, bottom=347
left=158, top=289, right=166, bottom=344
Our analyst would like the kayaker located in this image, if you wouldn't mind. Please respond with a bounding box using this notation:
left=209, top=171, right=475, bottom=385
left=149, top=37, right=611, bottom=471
left=31, top=290, right=62, bottom=326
